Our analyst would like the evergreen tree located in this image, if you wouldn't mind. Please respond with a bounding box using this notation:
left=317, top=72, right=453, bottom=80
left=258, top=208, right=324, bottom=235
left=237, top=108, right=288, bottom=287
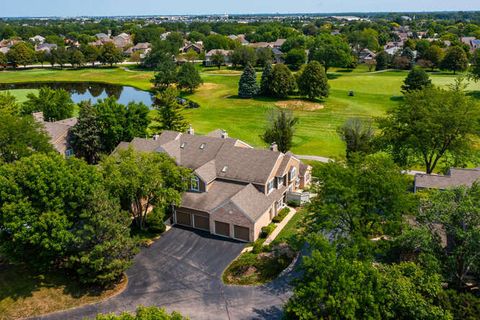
left=69, top=101, right=102, bottom=164
left=238, top=63, right=259, bottom=98
left=401, top=67, right=432, bottom=93
left=177, top=63, right=203, bottom=93
left=260, top=62, right=274, bottom=96
left=152, top=87, right=189, bottom=132
left=297, top=61, right=330, bottom=100
left=270, top=64, right=296, bottom=98
left=261, top=109, right=298, bottom=153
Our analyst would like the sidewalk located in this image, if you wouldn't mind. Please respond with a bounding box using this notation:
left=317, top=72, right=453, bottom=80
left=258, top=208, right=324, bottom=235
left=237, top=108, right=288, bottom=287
left=264, top=207, right=297, bottom=246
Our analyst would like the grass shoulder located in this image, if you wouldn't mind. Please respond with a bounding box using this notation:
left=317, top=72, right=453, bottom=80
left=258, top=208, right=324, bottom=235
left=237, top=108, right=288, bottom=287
left=0, top=264, right=127, bottom=320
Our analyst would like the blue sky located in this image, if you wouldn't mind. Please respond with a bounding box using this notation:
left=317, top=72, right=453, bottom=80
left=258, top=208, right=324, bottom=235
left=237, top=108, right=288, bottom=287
left=2, top=0, right=479, bottom=17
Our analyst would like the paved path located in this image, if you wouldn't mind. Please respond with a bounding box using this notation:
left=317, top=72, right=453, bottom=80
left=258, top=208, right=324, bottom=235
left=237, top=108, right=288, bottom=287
left=295, top=154, right=332, bottom=163
left=264, top=207, right=297, bottom=246
left=33, top=226, right=295, bottom=320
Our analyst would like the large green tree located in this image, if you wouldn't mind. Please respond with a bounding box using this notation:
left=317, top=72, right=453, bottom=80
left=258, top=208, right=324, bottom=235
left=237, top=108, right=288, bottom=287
left=100, top=148, right=190, bottom=230
left=81, top=44, right=100, bottom=67
left=270, top=63, right=296, bottom=98
left=307, top=154, right=413, bottom=240
left=69, top=101, right=102, bottom=164
left=0, top=91, right=20, bottom=115
left=377, top=81, right=480, bottom=174
left=470, top=49, right=480, bottom=82
left=297, top=61, right=329, bottom=100
left=231, top=46, right=257, bottom=67
left=0, top=154, right=136, bottom=285
left=401, top=67, right=432, bottom=93
left=418, top=183, right=480, bottom=290
left=238, top=63, right=259, bottom=98
left=309, top=34, right=355, bottom=71
left=285, top=48, right=306, bottom=70
left=6, top=42, right=35, bottom=67
left=99, top=42, right=124, bottom=67
left=22, top=87, right=74, bottom=121
left=0, top=111, right=53, bottom=163
left=441, top=46, right=468, bottom=74
left=177, top=62, right=203, bottom=93
left=260, top=62, right=274, bottom=96
left=261, top=109, right=298, bottom=153
left=151, top=56, right=177, bottom=91
left=152, top=87, right=189, bottom=133
left=423, top=45, right=444, bottom=71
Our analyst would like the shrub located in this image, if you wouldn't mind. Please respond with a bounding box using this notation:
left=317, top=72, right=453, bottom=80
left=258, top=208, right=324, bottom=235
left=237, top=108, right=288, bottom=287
left=273, top=207, right=291, bottom=223
left=261, top=223, right=277, bottom=238
left=287, top=200, right=300, bottom=208
left=146, top=207, right=166, bottom=234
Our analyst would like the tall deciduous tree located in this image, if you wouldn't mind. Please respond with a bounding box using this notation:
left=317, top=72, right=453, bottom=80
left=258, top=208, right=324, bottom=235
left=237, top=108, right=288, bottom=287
left=377, top=81, right=480, bottom=174
left=99, top=42, right=124, bottom=67
left=0, top=51, right=8, bottom=69
left=0, top=111, right=53, bottom=163
left=309, top=33, right=354, bottom=71
left=423, top=45, right=444, bottom=71
left=151, top=57, right=177, bottom=91
left=297, top=60, right=329, bottom=100
left=100, top=148, right=190, bottom=230
left=81, top=44, right=100, bottom=67
left=285, top=48, right=306, bottom=70
left=152, top=87, right=189, bottom=132
left=261, top=109, right=298, bottom=153
left=401, top=67, right=432, bottom=93
left=177, top=62, right=203, bottom=93
left=470, top=49, right=480, bottom=82
left=375, top=51, right=390, bottom=71
left=441, top=46, right=468, bottom=74
left=6, top=42, right=35, bottom=68
left=22, top=87, right=74, bottom=121
left=231, top=46, right=257, bottom=68
left=238, top=63, right=259, bottom=98
left=0, top=91, right=20, bottom=115
left=210, top=51, right=225, bottom=69
left=0, top=154, right=136, bottom=285
left=307, top=154, right=413, bottom=239
left=337, top=117, right=374, bottom=160
left=270, top=63, right=296, bottom=98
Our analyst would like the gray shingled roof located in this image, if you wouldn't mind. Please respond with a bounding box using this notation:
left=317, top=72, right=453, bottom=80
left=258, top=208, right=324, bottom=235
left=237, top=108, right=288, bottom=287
left=181, top=180, right=245, bottom=213
left=229, top=184, right=284, bottom=221
left=195, top=160, right=217, bottom=184
left=41, top=117, right=77, bottom=153
left=415, top=168, right=480, bottom=190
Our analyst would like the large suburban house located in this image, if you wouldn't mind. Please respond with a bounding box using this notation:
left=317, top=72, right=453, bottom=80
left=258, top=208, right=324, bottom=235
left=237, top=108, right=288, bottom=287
left=33, top=112, right=77, bottom=157
left=414, top=168, right=480, bottom=192
left=116, top=128, right=312, bottom=242
left=204, top=49, right=233, bottom=66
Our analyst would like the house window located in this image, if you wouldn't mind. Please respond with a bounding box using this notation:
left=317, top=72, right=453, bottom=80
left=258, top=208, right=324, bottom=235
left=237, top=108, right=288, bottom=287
left=277, top=176, right=284, bottom=187
left=65, top=149, right=74, bottom=158
left=190, top=176, right=200, bottom=192
left=267, top=179, right=275, bottom=194
left=289, top=167, right=297, bottom=181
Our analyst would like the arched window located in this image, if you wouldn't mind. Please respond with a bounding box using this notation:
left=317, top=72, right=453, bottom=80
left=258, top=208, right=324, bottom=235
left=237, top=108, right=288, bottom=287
left=191, top=176, right=200, bottom=192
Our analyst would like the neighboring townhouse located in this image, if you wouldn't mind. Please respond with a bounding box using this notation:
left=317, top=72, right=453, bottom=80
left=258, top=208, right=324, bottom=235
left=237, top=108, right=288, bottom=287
left=113, top=33, right=133, bottom=49
left=33, top=112, right=77, bottom=157
left=414, top=168, right=480, bottom=192
left=358, top=48, right=376, bottom=63
left=35, top=43, right=58, bottom=54
left=204, top=49, right=233, bottom=66
left=116, top=128, right=312, bottom=242
left=125, top=42, right=151, bottom=56
left=29, top=35, right=46, bottom=44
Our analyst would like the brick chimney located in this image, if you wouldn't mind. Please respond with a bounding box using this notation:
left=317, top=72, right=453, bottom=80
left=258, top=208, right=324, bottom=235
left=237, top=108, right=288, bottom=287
left=187, top=125, right=195, bottom=135
left=270, top=142, right=278, bottom=152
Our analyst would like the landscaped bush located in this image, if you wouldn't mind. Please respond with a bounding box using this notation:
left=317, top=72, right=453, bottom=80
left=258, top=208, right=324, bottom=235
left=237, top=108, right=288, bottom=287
left=272, top=207, right=291, bottom=223
left=146, top=207, right=166, bottom=234
left=261, top=223, right=277, bottom=238
left=287, top=200, right=300, bottom=208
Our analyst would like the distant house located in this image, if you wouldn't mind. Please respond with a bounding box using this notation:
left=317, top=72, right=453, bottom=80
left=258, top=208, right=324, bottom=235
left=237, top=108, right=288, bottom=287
left=113, top=33, right=133, bottom=49
left=272, top=48, right=284, bottom=63
left=180, top=42, right=203, bottom=54
left=414, top=168, right=480, bottom=192
left=160, top=32, right=171, bottom=41
left=460, top=37, right=478, bottom=52
left=35, top=43, right=57, bottom=53
left=29, top=35, right=46, bottom=44
left=249, top=42, right=274, bottom=49
left=33, top=112, right=77, bottom=157
left=205, top=49, right=233, bottom=66
left=273, top=39, right=286, bottom=48
left=358, top=48, right=376, bottom=63
left=115, top=129, right=312, bottom=242
left=95, top=33, right=110, bottom=40
left=125, top=42, right=151, bottom=56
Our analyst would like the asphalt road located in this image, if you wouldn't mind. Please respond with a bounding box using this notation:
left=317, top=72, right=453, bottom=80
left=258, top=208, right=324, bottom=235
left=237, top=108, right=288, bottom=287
left=33, top=226, right=294, bottom=320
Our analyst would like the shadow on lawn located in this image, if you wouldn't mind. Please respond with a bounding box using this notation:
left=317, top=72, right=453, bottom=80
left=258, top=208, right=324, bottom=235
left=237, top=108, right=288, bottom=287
left=0, top=263, right=109, bottom=303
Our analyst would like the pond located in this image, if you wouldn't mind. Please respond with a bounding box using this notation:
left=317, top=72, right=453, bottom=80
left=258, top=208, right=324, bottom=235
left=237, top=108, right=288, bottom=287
left=0, top=82, right=155, bottom=107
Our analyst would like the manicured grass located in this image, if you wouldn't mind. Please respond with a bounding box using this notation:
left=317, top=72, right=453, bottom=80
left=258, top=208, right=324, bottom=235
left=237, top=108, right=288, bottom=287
left=1, top=66, right=479, bottom=157
left=273, top=208, right=308, bottom=246
left=0, top=264, right=126, bottom=320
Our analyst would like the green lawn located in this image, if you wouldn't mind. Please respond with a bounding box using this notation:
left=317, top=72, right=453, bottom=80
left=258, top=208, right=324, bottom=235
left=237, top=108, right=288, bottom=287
left=1, top=66, right=479, bottom=157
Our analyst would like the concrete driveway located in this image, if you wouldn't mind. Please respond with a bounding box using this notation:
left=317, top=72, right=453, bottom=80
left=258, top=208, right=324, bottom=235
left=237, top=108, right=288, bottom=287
left=34, top=226, right=293, bottom=320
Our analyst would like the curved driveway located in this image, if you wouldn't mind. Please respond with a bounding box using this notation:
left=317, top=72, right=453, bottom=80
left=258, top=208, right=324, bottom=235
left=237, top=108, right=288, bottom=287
left=34, top=226, right=294, bottom=320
